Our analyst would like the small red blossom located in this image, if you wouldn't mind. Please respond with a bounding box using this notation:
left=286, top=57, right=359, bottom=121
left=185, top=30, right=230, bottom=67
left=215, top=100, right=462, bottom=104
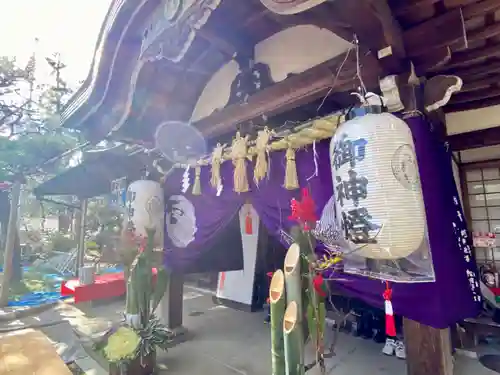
left=289, top=188, right=318, bottom=231
left=313, top=273, right=327, bottom=298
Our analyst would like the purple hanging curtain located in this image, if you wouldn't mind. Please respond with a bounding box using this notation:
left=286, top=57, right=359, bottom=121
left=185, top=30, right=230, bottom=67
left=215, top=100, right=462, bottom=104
left=163, top=115, right=480, bottom=328
left=164, top=161, right=246, bottom=271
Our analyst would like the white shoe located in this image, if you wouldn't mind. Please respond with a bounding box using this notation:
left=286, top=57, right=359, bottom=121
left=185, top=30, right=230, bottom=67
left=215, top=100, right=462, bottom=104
left=395, top=340, right=406, bottom=359
left=382, top=338, right=396, bottom=355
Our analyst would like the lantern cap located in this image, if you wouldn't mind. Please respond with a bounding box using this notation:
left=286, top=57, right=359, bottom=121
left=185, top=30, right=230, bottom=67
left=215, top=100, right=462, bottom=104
left=346, top=92, right=386, bottom=121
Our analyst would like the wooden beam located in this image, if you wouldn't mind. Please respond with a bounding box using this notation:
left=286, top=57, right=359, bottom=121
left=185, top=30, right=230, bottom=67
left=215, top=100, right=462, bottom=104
left=449, top=86, right=500, bottom=104
left=445, top=95, right=500, bottom=112
left=448, top=125, right=500, bottom=151
left=393, top=0, right=440, bottom=16
left=468, top=22, right=500, bottom=44
left=414, top=47, right=452, bottom=74
left=462, top=0, right=500, bottom=19
left=451, top=60, right=500, bottom=80
left=403, top=8, right=467, bottom=58
left=403, top=318, right=453, bottom=375
left=193, top=53, right=381, bottom=137
left=445, top=43, right=500, bottom=70
left=327, top=0, right=405, bottom=74
left=461, top=75, right=500, bottom=92
left=444, top=0, right=479, bottom=8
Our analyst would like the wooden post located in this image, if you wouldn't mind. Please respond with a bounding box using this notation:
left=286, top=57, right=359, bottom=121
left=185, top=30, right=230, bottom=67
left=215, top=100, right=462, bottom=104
left=0, top=181, right=22, bottom=307
left=76, top=199, right=87, bottom=276
left=403, top=318, right=454, bottom=375
left=157, top=272, right=185, bottom=335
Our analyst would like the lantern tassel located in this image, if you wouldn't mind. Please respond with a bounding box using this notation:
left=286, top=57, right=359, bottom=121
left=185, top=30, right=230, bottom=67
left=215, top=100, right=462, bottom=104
left=383, top=282, right=397, bottom=337
left=192, top=166, right=202, bottom=196
left=284, top=145, right=299, bottom=190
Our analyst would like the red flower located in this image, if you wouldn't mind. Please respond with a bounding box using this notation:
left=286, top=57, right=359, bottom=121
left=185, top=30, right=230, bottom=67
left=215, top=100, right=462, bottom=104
left=313, top=273, right=327, bottom=298
left=289, top=188, right=317, bottom=231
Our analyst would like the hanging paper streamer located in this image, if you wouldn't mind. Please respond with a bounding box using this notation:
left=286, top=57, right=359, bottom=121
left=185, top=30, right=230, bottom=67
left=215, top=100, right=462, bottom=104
left=216, top=183, right=223, bottom=197
left=181, top=166, right=191, bottom=193
left=383, top=282, right=397, bottom=337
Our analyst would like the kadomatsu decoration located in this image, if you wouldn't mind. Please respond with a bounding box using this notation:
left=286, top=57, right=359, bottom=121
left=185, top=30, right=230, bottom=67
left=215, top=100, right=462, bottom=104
left=101, top=228, right=172, bottom=375
left=269, top=188, right=332, bottom=375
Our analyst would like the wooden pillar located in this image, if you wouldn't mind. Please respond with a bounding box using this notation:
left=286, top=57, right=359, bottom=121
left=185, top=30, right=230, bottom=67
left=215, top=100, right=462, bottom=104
left=0, top=181, right=21, bottom=307
left=157, top=272, right=186, bottom=335
left=76, top=198, right=87, bottom=276
left=403, top=318, right=454, bottom=375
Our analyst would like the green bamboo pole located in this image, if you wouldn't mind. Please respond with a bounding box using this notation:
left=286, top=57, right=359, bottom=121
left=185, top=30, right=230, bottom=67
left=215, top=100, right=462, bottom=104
left=284, top=243, right=302, bottom=315
left=270, top=270, right=286, bottom=375
left=284, top=301, right=304, bottom=375
left=284, top=243, right=304, bottom=373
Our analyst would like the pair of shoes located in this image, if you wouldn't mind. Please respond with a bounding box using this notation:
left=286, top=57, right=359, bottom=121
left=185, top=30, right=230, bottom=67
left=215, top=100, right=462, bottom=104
left=382, top=338, right=406, bottom=359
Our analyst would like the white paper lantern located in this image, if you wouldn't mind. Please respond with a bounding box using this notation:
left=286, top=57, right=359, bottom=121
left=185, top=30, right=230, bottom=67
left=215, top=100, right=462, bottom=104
left=330, top=112, right=426, bottom=260
left=125, top=180, right=165, bottom=246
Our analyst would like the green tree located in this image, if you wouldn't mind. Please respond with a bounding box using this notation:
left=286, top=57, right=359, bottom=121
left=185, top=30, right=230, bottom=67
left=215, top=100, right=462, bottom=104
left=0, top=52, right=80, bottom=303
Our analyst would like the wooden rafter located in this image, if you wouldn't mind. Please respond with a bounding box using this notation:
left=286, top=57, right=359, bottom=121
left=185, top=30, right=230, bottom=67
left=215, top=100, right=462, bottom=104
left=461, top=75, right=500, bottom=92
left=446, top=96, right=500, bottom=112
left=462, top=0, right=500, bottom=19
left=414, top=47, right=452, bottom=74
left=448, top=126, right=500, bottom=151
left=449, top=86, right=500, bottom=104
left=193, top=52, right=381, bottom=137
left=467, top=22, right=500, bottom=43
left=327, top=0, right=405, bottom=74
left=444, top=0, right=479, bottom=8
left=393, top=0, right=440, bottom=16
left=445, top=43, right=500, bottom=70
left=448, top=60, right=500, bottom=79
left=403, top=8, right=467, bottom=58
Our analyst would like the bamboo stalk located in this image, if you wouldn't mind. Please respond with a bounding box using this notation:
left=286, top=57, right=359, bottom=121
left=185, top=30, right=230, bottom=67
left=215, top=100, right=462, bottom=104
left=284, top=244, right=303, bottom=319
left=270, top=270, right=286, bottom=375
left=284, top=301, right=305, bottom=375
left=284, top=243, right=304, bottom=372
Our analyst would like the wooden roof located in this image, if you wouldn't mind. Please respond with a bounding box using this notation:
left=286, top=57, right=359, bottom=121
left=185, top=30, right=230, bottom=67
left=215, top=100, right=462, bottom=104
left=61, top=0, right=500, bottom=145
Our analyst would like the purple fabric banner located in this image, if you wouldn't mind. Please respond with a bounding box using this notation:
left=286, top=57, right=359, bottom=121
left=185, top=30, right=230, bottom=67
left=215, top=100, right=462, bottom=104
left=164, top=114, right=480, bottom=328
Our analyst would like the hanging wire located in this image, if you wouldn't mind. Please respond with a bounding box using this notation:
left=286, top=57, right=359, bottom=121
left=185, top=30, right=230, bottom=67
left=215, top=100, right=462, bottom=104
left=354, top=34, right=367, bottom=97
left=316, top=38, right=356, bottom=114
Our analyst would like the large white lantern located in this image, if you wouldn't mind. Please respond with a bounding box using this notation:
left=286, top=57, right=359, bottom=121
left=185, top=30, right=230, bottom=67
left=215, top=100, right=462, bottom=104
left=125, top=180, right=165, bottom=246
left=330, top=112, right=426, bottom=260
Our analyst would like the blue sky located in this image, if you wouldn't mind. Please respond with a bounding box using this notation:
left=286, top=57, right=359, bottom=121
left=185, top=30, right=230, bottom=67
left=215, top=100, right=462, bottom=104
left=0, top=0, right=113, bottom=87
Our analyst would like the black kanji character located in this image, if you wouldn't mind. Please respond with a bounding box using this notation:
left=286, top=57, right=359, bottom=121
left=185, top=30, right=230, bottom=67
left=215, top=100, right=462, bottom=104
left=342, top=207, right=379, bottom=244
left=333, top=133, right=368, bottom=170
left=336, top=170, right=368, bottom=207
